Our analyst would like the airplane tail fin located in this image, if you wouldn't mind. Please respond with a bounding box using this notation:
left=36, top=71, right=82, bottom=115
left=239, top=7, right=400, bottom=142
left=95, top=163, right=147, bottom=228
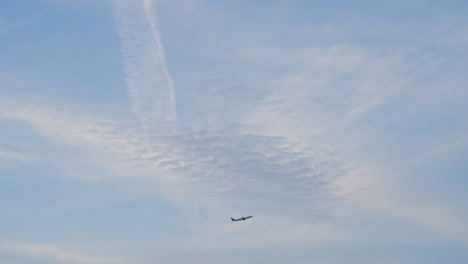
left=231, top=217, right=235, bottom=221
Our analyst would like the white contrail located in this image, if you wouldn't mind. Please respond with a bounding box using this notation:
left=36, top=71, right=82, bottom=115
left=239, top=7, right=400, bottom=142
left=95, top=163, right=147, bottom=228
left=113, top=0, right=177, bottom=133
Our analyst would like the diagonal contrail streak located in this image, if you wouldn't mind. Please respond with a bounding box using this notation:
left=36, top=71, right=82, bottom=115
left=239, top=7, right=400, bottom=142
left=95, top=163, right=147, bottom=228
left=113, top=0, right=177, bottom=133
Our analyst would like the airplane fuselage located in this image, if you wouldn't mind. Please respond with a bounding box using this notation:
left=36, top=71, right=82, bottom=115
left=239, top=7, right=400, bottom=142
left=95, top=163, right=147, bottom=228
left=231, top=216, right=253, bottom=221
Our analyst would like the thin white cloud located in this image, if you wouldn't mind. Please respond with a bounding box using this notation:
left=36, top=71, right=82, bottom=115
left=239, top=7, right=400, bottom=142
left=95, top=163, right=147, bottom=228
left=2, top=76, right=467, bottom=250
left=0, top=148, right=34, bottom=163
left=2, top=1, right=467, bottom=252
left=331, top=165, right=468, bottom=244
left=0, top=97, right=347, bottom=246
left=241, top=45, right=433, bottom=137
left=410, top=132, right=468, bottom=167
left=4, top=243, right=124, bottom=264
left=113, top=0, right=177, bottom=133
left=230, top=43, right=468, bottom=244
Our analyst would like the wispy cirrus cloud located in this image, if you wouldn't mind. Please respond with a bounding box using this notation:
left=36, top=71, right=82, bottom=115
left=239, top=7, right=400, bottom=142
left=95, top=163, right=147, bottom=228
left=0, top=148, right=35, bottom=163
left=3, top=89, right=467, bottom=250
left=1, top=1, right=468, bottom=263
left=2, top=3, right=468, bottom=248
left=113, top=0, right=177, bottom=133
left=242, top=44, right=468, bottom=243
left=0, top=96, right=339, bottom=214
left=3, top=243, right=124, bottom=264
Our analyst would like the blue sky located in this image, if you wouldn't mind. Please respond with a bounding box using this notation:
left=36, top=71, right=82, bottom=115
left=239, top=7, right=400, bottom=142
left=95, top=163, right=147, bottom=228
left=1, top=0, right=467, bottom=263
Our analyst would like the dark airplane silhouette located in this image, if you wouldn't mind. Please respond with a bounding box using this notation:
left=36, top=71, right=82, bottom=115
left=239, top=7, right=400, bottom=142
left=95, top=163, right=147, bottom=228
left=231, top=216, right=253, bottom=222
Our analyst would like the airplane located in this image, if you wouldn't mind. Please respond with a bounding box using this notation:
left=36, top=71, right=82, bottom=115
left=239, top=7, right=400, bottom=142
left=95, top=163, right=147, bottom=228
left=231, top=216, right=253, bottom=222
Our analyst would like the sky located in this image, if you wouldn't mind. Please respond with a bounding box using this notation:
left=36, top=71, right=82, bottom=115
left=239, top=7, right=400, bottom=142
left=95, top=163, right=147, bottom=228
left=0, top=0, right=467, bottom=263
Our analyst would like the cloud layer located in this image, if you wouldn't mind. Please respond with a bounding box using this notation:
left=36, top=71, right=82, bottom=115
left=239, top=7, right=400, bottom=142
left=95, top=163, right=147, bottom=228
left=113, top=0, right=177, bottom=133
left=1, top=0, right=468, bottom=263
